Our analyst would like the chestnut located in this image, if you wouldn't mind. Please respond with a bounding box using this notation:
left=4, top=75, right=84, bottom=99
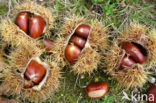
left=121, top=42, right=145, bottom=64
left=147, top=85, right=156, bottom=103
left=65, top=44, right=81, bottom=62
left=75, top=24, right=90, bottom=38
left=121, top=56, right=135, bottom=67
left=15, top=12, right=29, bottom=33
left=24, top=60, right=46, bottom=84
left=29, top=15, right=45, bottom=39
left=70, top=36, right=86, bottom=48
left=41, top=39, right=53, bottom=53
left=85, top=81, right=108, bottom=98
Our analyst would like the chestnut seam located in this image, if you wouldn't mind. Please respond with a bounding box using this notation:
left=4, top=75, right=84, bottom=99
left=15, top=11, right=47, bottom=39
left=64, top=22, right=91, bottom=62
left=21, top=57, right=49, bottom=91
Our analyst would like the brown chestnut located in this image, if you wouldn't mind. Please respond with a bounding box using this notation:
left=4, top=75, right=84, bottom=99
left=29, top=15, right=45, bottom=39
left=147, top=85, right=156, bottom=103
left=15, top=12, right=29, bottom=33
left=121, top=56, right=135, bottom=67
left=24, top=60, right=46, bottom=84
left=41, top=39, right=53, bottom=53
left=65, top=44, right=81, bottom=62
left=70, top=36, right=86, bottom=48
left=121, top=42, right=145, bottom=64
left=85, top=81, right=108, bottom=98
left=75, top=24, right=90, bottom=38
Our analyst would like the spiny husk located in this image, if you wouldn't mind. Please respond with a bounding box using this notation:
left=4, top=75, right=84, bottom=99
left=116, top=66, right=149, bottom=89
left=0, top=43, right=60, bottom=102
left=146, top=29, right=156, bottom=64
left=0, top=54, right=6, bottom=73
left=13, top=1, right=54, bottom=36
left=0, top=19, right=40, bottom=47
left=50, top=38, right=101, bottom=74
left=0, top=43, right=8, bottom=75
left=72, top=47, right=101, bottom=74
left=89, top=20, right=108, bottom=51
left=8, top=43, right=42, bottom=71
left=48, top=37, right=67, bottom=67
left=22, top=61, right=60, bottom=102
left=0, top=67, right=22, bottom=96
left=50, top=16, right=105, bottom=74
left=105, top=23, right=156, bottom=89
left=118, top=22, right=156, bottom=65
left=105, top=42, right=149, bottom=89
left=60, top=15, right=88, bottom=38
left=0, top=61, right=60, bottom=102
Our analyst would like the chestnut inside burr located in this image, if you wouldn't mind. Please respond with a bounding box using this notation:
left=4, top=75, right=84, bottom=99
left=40, top=39, right=53, bottom=54
left=15, top=12, right=46, bottom=39
left=131, top=42, right=147, bottom=57
left=65, top=24, right=90, bottom=62
left=23, top=60, right=46, bottom=89
left=120, top=42, right=147, bottom=69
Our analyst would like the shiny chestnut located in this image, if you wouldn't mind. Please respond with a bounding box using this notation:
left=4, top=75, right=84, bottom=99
left=15, top=12, right=29, bottom=33
left=24, top=60, right=46, bottom=84
left=41, top=39, right=53, bottom=53
left=147, top=85, right=156, bottom=103
left=65, top=24, right=90, bottom=62
left=75, top=24, right=90, bottom=38
left=29, top=15, right=45, bottom=38
left=70, top=36, right=86, bottom=48
left=85, top=81, right=108, bottom=98
left=121, top=42, right=145, bottom=64
left=65, top=44, right=81, bottom=62
left=121, top=56, right=135, bottom=68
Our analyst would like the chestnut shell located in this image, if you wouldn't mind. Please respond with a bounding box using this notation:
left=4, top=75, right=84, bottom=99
left=15, top=12, right=29, bottom=33
left=85, top=81, right=108, bottom=98
left=24, top=60, right=46, bottom=84
left=29, top=15, right=45, bottom=39
left=121, top=42, right=145, bottom=64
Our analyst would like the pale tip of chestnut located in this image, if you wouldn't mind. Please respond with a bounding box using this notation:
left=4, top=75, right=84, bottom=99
left=85, top=81, right=108, bottom=99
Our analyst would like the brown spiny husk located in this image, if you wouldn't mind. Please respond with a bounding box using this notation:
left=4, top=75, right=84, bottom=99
left=0, top=45, right=60, bottom=102
left=105, top=23, right=156, bottom=89
left=89, top=19, right=108, bottom=51
left=48, top=37, right=67, bottom=67
left=50, top=16, right=107, bottom=74
left=0, top=67, right=22, bottom=96
left=8, top=43, right=42, bottom=70
left=0, top=61, right=60, bottom=102
left=60, top=15, right=88, bottom=38
left=0, top=53, right=6, bottom=73
left=13, top=1, right=54, bottom=36
left=22, top=61, right=60, bottom=102
left=118, top=23, right=156, bottom=65
left=105, top=42, right=149, bottom=89
left=0, top=19, right=40, bottom=47
left=0, top=43, right=9, bottom=76
left=0, top=1, right=54, bottom=46
left=72, top=47, right=101, bottom=74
